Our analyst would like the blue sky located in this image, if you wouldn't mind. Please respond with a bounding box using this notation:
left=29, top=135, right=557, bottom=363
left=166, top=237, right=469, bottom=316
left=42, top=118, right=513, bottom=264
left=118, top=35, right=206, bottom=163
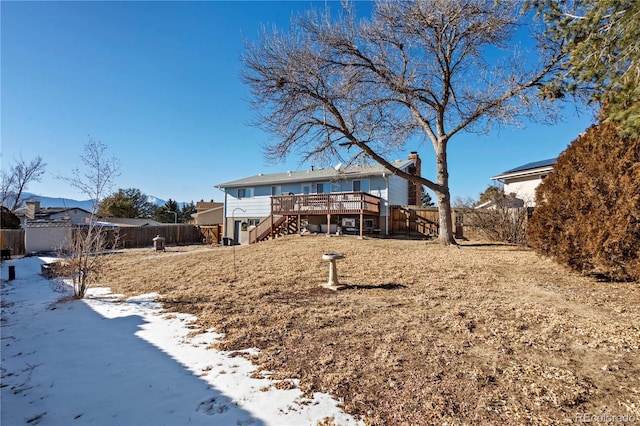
left=1, top=1, right=596, bottom=204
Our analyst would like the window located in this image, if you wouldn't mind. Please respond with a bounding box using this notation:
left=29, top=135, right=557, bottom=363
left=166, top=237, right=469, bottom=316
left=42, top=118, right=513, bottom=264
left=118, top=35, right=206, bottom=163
left=237, top=188, right=252, bottom=199
left=353, top=179, right=370, bottom=193
left=271, top=185, right=281, bottom=196
left=315, top=182, right=325, bottom=194
left=248, top=218, right=260, bottom=226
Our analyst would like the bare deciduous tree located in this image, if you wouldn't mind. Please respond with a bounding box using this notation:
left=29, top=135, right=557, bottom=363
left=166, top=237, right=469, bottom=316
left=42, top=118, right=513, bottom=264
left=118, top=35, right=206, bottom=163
left=59, top=138, right=120, bottom=298
left=1, top=156, right=46, bottom=211
left=243, top=0, right=565, bottom=245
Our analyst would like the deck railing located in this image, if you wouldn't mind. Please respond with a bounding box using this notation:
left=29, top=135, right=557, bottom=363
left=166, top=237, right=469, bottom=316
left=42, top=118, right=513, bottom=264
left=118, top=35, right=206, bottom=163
left=271, top=192, right=380, bottom=216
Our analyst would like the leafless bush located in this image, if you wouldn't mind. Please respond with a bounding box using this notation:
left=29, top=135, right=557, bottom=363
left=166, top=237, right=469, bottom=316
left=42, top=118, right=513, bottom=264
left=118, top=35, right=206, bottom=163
left=64, top=226, right=120, bottom=298
left=459, top=195, right=530, bottom=245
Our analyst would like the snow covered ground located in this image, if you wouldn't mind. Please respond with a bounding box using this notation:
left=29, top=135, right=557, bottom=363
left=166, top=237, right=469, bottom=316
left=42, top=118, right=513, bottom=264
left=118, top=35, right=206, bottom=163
left=1, top=256, right=361, bottom=426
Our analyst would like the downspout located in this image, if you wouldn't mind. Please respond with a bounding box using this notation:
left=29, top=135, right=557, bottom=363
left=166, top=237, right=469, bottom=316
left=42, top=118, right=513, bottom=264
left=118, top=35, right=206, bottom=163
left=383, top=172, right=389, bottom=235
left=217, top=186, right=228, bottom=239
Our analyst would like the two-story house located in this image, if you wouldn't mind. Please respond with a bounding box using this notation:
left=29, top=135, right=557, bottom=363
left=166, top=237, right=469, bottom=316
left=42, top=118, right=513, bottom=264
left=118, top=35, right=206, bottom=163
left=490, top=158, right=555, bottom=207
left=190, top=201, right=224, bottom=225
left=216, top=153, right=422, bottom=244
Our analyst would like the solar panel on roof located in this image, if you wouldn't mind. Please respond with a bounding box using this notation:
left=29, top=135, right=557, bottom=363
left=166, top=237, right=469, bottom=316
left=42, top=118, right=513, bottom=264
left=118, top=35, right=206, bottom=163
left=502, top=158, right=556, bottom=174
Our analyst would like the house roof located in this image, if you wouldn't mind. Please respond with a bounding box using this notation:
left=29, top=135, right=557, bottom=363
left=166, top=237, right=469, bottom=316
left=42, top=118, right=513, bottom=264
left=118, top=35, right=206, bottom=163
left=100, top=217, right=163, bottom=227
left=491, top=158, right=556, bottom=180
left=216, top=160, right=414, bottom=189
left=195, top=202, right=223, bottom=212
left=191, top=206, right=223, bottom=218
left=15, top=206, right=91, bottom=219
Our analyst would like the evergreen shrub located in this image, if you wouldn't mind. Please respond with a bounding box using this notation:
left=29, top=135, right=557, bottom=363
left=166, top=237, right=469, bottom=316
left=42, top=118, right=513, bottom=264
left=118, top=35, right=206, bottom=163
left=528, top=122, right=640, bottom=281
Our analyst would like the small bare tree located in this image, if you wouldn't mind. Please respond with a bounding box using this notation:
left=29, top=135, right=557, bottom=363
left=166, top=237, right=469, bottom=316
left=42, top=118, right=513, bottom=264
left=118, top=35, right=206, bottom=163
left=1, top=156, right=46, bottom=211
left=243, top=0, right=565, bottom=245
left=59, top=138, right=120, bottom=298
left=457, top=192, right=530, bottom=245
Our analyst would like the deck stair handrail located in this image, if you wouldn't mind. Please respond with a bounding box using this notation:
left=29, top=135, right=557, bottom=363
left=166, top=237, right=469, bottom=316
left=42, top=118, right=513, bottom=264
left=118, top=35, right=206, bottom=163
left=249, top=214, right=284, bottom=244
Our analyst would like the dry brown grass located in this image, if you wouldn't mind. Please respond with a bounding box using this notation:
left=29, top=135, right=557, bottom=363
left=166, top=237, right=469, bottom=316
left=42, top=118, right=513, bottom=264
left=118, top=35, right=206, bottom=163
left=96, top=236, right=640, bottom=425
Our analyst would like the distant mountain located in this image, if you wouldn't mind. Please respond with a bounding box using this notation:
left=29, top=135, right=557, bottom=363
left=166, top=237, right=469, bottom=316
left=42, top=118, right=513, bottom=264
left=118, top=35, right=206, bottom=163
left=20, top=193, right=170, bottom=210
left=20, top=193, right=95, bottom=210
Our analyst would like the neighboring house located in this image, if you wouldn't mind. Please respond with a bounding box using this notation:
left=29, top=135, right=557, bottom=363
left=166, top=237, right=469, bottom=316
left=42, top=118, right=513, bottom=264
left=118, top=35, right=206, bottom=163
left=15, top=201, right=92, bottom=253
left=190, top=201, right=224, bottom=225
left=216, top=153, right=422, bottom=244
left=15, top=201, right=92, bottom=228
left=490, top=158, right=555, bottom=207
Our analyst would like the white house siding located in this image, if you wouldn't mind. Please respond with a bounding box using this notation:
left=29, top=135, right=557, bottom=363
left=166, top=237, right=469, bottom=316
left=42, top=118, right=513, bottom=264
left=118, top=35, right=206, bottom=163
left=226, top=195, right=272, bottom=219
left=387, top=174, right=409, bottom=207
left=504, top=176, right=543, bottom=206
left=224, top=195, right=272, bottom=241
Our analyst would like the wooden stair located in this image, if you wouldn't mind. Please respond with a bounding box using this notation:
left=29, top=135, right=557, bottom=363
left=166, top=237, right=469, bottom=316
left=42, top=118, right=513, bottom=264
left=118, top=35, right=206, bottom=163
left=249, top=214, right=299, bottom=244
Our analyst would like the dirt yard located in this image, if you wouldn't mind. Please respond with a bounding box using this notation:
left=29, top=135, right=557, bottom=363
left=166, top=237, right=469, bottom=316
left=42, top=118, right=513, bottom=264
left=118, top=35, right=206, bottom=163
left=97, top=236, right=639, bottom=425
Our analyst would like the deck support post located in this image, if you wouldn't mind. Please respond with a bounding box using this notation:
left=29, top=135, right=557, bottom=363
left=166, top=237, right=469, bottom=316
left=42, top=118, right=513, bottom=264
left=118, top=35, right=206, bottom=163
left=359, top=212, right=364, bottom=238
left=326, top=213, right=331, bottom=236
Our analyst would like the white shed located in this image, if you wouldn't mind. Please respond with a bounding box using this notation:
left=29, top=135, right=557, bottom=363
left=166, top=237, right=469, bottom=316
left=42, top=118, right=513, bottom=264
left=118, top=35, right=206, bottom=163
left=25, top=222, right=73, bottom=253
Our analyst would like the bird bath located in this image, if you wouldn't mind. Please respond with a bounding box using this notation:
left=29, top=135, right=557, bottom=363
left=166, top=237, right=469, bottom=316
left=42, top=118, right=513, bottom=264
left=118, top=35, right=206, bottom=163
left=322, top=252, right=345, bottom=290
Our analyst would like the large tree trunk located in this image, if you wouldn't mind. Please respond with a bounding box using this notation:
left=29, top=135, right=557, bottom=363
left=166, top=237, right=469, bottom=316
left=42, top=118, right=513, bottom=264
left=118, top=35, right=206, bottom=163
left=437, top=191, right=456, bottom=245
left=435, top=141, right=457, bottom=245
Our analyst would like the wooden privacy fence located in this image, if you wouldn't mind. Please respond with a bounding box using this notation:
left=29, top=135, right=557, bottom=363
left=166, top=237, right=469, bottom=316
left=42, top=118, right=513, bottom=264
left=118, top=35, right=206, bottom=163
left=1, top=224, right=223, bottom=256
left=0, top=229, right=25, bottom=256
left=390, top=206, right=440, bottom=236
left=390, top=206, right=463, bottom=238
left=117, top=224, right=210, bottom=248
left=199, top=224, right=223, bottom=245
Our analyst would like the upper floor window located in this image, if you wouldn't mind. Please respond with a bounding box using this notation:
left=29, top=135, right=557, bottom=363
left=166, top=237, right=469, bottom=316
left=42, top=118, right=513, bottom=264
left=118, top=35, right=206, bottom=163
left=314, top=182, right=328, bottom=194
left=352, top=179, right=370, bottom=193
left=271, top=185, right=282, bottom=196
left=237, top=188, right=252, bottom=199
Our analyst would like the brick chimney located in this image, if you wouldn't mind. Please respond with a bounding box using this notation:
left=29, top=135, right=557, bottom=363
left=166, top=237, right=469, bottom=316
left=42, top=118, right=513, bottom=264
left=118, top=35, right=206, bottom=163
left=407, top=152, right=422, bottom=206
left=25, top=200, right=41, bottom=219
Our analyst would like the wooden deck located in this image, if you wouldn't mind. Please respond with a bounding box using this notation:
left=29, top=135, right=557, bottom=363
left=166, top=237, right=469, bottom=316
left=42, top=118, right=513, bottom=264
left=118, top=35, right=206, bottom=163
left=249, top=193, right=382, bottom=243
left=271, top=192, right=380, bottom=216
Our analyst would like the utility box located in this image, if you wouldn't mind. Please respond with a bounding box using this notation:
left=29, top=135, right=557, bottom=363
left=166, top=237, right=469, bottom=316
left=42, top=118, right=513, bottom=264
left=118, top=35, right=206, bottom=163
left=152, top=235, right=166, bottom=251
